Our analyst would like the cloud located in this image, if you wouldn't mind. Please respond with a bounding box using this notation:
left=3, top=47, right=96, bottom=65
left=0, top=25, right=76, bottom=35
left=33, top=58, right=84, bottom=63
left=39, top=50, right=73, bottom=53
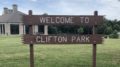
left=45, top=0, right=120, bottom=20
left=0, top=0, right=120, bottom=20
left=97, top=0, right=120, bottom=20
left=30, top=0, right=37, bottom=2
left=46, top=0, right=90, bottom=14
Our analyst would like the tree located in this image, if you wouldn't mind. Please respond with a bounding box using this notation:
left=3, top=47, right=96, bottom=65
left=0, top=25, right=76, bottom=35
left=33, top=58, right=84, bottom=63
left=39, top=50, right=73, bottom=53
left=77, top=27, right=84, bottom=34
left=97, top=23, right=107, bottom=34
left=113, top=24, right=120, bottom=31
left=109, top=30, right=119, bottom=38
left=48, top=26, right=58, bottom=34
left=104, top=27, right=113, bottom=35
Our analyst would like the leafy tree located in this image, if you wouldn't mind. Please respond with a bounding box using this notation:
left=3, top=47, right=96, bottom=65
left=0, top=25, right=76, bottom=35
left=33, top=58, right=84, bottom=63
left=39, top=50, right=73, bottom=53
left=77, top=27, right=84, bottom=34
left=48, top=26, right=58, bottom=34
left=104, top=27, right=113, bottom=35
left=97, top=23, right=107, bottom=34
left=47, top=18, right=120, bottom=36
left=113, top=24, right=120, bottom=31
left=109, top=30, right=119, bottom=38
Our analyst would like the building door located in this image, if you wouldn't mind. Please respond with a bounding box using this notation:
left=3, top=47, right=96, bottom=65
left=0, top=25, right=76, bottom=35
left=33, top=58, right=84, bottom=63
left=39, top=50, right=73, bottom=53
left=10, top=24, right=19, bottom=34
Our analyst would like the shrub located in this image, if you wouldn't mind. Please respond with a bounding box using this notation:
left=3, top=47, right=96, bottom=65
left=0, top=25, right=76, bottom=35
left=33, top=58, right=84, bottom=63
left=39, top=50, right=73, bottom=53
left=109, top=30, right=119, bottom=38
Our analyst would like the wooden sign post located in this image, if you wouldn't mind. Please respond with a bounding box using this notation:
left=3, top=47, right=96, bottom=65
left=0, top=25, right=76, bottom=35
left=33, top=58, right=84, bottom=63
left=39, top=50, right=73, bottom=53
left=22, top=10, right=104, bottom=67
left=93, top=11, right=98, bottom=67
left=28, top=10, right=34, bottom=67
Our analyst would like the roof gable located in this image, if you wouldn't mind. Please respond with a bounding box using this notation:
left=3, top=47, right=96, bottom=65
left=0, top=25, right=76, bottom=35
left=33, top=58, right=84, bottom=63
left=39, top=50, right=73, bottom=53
left=0, top=11, right=26, bottom=23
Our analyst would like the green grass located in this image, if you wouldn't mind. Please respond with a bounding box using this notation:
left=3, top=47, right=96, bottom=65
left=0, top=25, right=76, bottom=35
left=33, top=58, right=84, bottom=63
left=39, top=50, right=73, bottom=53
left=0, top=36, right=120, bottom=67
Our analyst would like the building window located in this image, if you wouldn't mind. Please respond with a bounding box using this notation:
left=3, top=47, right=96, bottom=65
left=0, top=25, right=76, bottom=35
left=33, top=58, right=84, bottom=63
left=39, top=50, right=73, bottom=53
left=0, top=24, right=5, bottom=34
left=25, top=25, right=30, bottom=34
left=10, top=24, right=19, bottom=34
left=38, top=25, right=44, bottom=34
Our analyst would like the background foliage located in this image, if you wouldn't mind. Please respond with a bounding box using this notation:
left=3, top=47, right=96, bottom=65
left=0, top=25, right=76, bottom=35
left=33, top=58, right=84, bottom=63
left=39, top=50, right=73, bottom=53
left=47, top=19, right=120, bottom=38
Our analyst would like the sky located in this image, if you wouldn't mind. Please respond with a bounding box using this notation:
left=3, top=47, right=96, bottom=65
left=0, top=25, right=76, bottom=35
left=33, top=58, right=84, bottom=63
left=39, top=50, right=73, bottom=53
left=0, top=0, right=120, bottom=20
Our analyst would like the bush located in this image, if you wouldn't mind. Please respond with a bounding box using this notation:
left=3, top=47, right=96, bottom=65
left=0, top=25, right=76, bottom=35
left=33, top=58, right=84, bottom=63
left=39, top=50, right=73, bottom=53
left=109, top=34, right=118, bottom=38
left=104, top=35, right=108, bottom=38
left=109, top=30, right=119, bottom=38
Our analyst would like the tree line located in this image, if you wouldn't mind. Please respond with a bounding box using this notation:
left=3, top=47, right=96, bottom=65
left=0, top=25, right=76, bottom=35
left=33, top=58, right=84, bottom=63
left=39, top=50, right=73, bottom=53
left=47, top=19, right=120, bottom=38
left=97, top=19, right=120, bottom=38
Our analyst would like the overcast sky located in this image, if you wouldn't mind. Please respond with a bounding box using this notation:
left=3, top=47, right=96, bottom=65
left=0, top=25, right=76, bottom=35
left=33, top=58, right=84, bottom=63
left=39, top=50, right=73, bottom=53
left=0, top=0, right=120, bottom=20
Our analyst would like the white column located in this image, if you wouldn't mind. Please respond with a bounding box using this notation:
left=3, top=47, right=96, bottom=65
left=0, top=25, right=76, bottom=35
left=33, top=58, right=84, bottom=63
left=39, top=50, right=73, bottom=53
left=1, top=24, right=3, bottom=34
left=23, top=25, right=26, bottom=34
left=1, top=24, right=4, bottom=34
left=3, top=24, right=5, bottom=35
left=44, top=25, right=48, bottom=35
left=19, top=24, right=23, bottom=35
left=5, top=23, right=10, bottom=35
left=32, top=25, right=35, bottom=34
left=34, top=25, right=38, bottom=34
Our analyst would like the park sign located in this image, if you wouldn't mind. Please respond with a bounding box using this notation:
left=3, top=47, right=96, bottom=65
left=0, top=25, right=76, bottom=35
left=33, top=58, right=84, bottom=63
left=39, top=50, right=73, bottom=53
left=22, top=10, right=104, bottom=67
left=23, top=34, right=102, bottom=44
left=23, top=15, right=104, bottom=26
left=22, top=11, right=103, bottom=44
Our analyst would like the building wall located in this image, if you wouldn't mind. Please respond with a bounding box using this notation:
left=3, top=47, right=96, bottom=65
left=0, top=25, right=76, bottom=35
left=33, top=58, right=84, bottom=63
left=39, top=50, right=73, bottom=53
left=0, top=23, right=24, bottom=35
left=19, top=23, right=24, bottom=35
left=0, top=23, right=48, bottom=35
left=0, top=4, right=48, bottom=35
left=5, top=23, right=10, bottom=35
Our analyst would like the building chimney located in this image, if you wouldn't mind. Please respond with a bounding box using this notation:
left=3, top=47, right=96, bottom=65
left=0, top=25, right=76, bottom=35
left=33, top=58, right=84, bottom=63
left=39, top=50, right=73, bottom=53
left=13, top=4, right=17, bottom=12
left=3, top=7, right=8, bottom=14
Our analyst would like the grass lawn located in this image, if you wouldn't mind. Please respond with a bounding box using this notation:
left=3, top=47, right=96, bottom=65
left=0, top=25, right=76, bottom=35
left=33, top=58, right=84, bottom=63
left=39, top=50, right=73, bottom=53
left=0, top=36, right=120, bottom=67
